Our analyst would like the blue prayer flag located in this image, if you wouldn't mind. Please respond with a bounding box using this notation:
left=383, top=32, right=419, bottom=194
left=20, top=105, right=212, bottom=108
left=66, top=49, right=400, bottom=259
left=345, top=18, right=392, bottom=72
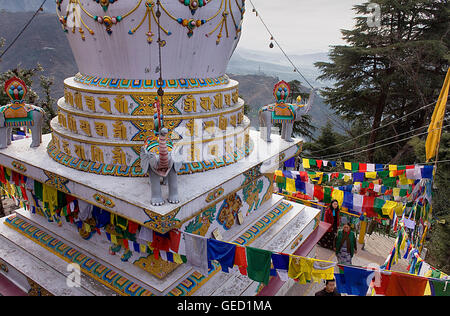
left=421, top=165, right=434, bottom=179
left=284, top=157, right=296, bottom=168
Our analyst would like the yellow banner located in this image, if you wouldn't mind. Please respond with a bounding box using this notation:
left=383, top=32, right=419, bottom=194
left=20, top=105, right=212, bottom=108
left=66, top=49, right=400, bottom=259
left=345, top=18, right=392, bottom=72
left=426, top=67, right=450, bottom=161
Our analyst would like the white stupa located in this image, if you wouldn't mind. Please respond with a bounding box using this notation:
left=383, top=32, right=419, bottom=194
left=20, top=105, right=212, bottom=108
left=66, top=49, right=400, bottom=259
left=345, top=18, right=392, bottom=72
left=0, top=0, right=326, bottom=296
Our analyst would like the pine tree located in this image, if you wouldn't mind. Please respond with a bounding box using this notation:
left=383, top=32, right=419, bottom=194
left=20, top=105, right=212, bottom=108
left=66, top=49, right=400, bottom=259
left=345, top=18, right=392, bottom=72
left=315, top=0, right=449, bottom=162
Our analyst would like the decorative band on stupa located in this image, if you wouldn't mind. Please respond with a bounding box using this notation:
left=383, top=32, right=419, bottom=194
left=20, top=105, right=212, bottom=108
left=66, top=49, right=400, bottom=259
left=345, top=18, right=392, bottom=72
left=73, top=73, right=230, bottom=90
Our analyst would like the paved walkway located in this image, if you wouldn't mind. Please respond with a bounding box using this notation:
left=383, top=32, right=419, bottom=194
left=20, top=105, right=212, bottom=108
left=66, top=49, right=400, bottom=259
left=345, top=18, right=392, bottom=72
left=285, top=232, right=409, bottom=296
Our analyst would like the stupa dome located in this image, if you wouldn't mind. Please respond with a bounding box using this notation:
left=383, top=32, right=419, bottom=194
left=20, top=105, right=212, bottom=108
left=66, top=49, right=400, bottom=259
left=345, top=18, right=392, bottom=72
left=49, top=0, right=251, bottom=177
left=59, top=0, right=245, bottom=80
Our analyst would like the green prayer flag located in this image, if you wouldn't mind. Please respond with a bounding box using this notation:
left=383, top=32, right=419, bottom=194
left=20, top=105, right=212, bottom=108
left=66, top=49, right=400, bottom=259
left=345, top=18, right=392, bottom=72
left=181, top=255, right=188, bottom=263
left=323, top=187, right=332, bottom=204
left=351, top=163, right=359, bottom=172
left=34, top=181, right=43, bottom=201
left=309, top=159, right=317, bottom=167
left=116, top=215, right=128, bottom=231
left=378, top=171, right=389, bottom=179
left=431, top=280, right=450, bottom=296
left=373, top=198, right=385, bottom=214
left=246, top=246, right=272, bottom=285
left=15, top=185, right=23, bottom=199
left=362, top=182, right=370, bottom=189
left=276, top=176, right=286, bottom=189
left=383, top=177, right=396, bottom=187
left=57, top=190, right=67, bottom=209
left=397, top=165, right=406, bottom=170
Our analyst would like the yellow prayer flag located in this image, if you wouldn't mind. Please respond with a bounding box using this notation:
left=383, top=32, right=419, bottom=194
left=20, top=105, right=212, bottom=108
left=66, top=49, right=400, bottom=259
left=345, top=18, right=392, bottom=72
left=389, top=165, right=397, bottom=171
left=400, top=234, right=407, bottom=251
left=140, top=244, right=147, bottom=253
left=365, top=172, right=377, bottom=179
left=393, top=188, right=400, bottom=197
left=344, top=162, right=351, bottom=170
left=111, top=234, right=118, bottom=245
left=395, top=204, right=405, bottom=217
left=399, top=174, right=409, bottom=186
left=275, top=170, right=283, bottom=177
left=302, top=158, right=310, bottom=169
left=382, top=201, right=397, bottom=216
left=286, top=178, right=296, bottom=193
left=173, top=253, right=184, bottom=264
left=426, top=67, right=450, bottom=161
left=331, top=189, right=344, bottom=207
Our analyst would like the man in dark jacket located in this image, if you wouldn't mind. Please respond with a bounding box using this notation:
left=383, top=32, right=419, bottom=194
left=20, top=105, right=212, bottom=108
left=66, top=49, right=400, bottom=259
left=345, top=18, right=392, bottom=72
left=315, top=279, right=341, bottom=296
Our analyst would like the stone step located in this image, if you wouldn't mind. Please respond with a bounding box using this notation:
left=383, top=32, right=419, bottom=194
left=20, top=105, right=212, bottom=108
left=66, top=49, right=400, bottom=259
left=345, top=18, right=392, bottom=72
left=193, top=201, right=321, bottom=296
left=0, top=195, right=286, bottom=296
left=0, top=216, right=114, bottom=296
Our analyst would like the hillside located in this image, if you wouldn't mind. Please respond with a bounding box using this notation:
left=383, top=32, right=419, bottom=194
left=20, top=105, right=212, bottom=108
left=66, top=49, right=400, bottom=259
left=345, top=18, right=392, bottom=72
left=0, top=11, right=338, bottom=138
left=0, top=11, right=77, bottom=98
left=0, top=0, right=56, bottom=13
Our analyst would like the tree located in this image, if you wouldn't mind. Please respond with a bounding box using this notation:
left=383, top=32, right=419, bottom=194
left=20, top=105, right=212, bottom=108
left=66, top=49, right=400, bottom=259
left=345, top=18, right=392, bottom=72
left=315, top=0, right=449, bottom=162
left=304, top=120, right=340, bottom=157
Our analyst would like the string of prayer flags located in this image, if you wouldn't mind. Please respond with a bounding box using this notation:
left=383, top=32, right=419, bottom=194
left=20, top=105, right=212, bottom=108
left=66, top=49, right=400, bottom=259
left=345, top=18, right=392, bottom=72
left=300, top=158, right=434, bottom=180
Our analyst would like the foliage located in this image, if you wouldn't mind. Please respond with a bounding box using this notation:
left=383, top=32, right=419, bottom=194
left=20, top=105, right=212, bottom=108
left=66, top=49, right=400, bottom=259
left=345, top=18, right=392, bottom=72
left=315, top=0, right=449, bottom=161
left=307, top=0, right=450, bottom=273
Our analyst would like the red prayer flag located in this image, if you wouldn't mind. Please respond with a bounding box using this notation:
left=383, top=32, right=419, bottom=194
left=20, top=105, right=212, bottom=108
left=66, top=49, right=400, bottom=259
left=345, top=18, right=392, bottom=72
left=385, top=273, right=428, bottom=296
left=313, top=185, right=324, bottom=201
left=169, top=230, right=181, bottom=253
left=152, top=231, right=170, bottom=252
left=299, top=172, right=308, bottom=182
left=316, top=160, right=323, bottom=168
left=359, top=163, right=367, bottom=172
left=128, top=221, right=139, bottom=234
left=373, top=273, right=391, bottom=295
left=234, top=246, right=248, bottom=276
left=362, top=196, right=377, bottom=217
left=20, top=186, right=28, bottom=201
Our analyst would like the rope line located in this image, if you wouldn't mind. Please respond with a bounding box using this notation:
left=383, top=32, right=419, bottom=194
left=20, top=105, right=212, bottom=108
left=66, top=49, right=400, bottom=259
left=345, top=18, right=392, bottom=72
left=0, top=0, right=48, bottom=61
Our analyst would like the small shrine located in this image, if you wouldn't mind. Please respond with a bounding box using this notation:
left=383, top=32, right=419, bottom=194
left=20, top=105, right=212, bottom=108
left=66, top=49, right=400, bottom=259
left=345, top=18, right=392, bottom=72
left=0, top=0, right=327, bottom=296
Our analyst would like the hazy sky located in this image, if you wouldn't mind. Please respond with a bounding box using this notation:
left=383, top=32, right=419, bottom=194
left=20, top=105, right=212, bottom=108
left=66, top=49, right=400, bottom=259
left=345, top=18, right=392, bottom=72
left=237, top=0, right=365, bottom=55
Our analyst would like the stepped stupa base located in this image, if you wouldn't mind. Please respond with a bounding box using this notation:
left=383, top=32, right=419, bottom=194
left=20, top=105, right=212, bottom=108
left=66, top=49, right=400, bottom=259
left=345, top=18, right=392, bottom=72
left=0, top=131, right=327, bottom=296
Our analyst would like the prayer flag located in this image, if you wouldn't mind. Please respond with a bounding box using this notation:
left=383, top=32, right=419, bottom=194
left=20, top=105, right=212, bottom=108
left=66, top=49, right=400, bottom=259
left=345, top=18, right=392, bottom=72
left=426, top=67, right=450, bottom=161
left=246, top=247, right=272, bottom=285
left=302, top=158, right=310, bottom=169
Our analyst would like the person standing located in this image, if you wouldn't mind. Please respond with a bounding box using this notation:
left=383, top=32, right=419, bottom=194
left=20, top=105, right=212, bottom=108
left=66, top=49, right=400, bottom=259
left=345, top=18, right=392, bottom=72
left=318, top=199, right=340, bottom=250
left=315, top=279, right=341, bottom=296
left=335, top=219, right=357, bottom=265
